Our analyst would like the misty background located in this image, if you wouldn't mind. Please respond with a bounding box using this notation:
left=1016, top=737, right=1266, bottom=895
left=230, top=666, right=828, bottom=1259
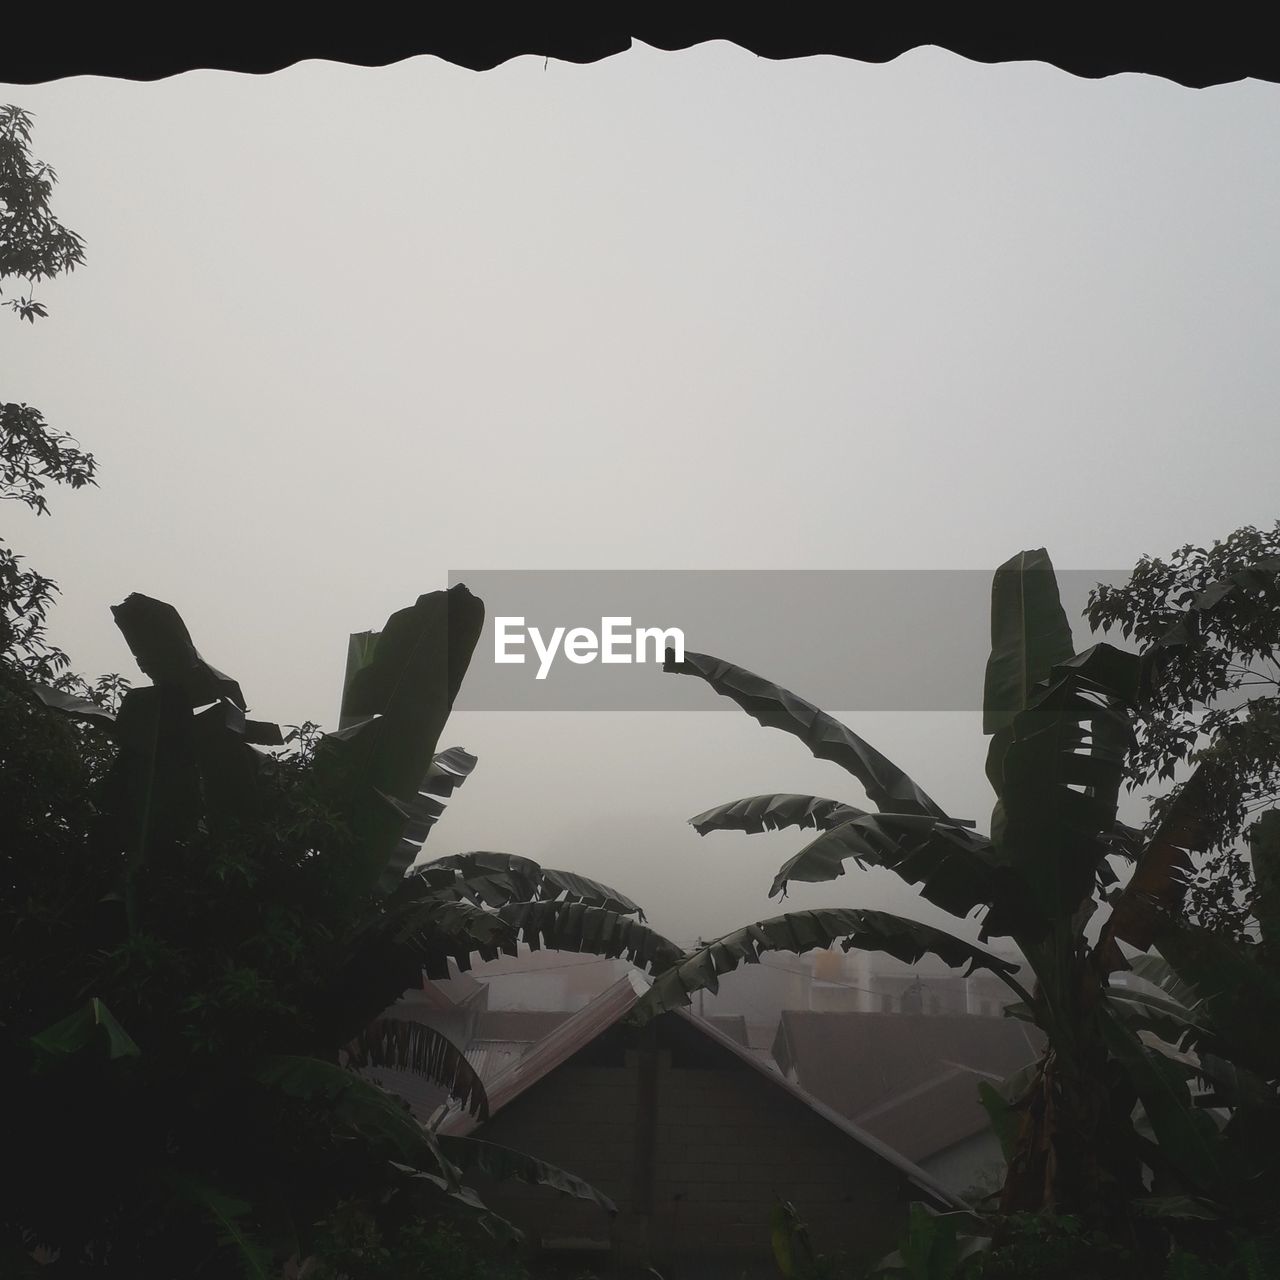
left=4, top=42, right=1279, bottom=946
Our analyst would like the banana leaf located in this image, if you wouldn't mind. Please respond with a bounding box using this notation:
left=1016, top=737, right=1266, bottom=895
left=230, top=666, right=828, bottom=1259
left=663, top=649, right=956, bottom=821
left=637, top=907, right=1020, bottom=1022
left=769, top=812, right=1000, bottom=918
left=317, top=586, right=484, bottom=894
left=346, top=1017, right=489, bottom=1119
left=496, top=900, right=683, bottom=973
left=420, top=851, right=645, bottom=917
left=688, top=793, right=864, bottom=836
left=438, top=1136, right=617, bottom=1214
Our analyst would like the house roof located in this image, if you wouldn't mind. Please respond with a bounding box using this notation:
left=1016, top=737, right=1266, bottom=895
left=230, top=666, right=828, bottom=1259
left=439, top=972, right=961, bottom=1210
left=772, top=1011, right=1043, bottom=1162
left=462, top=1011, right=574, bottom=1083
left=472, top=1010, right=572, bottom=1041
left=4, top=17, right=1275, bottom=87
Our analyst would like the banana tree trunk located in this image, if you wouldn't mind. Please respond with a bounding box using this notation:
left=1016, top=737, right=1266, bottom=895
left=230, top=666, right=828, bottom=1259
left=1000, top=955, right=1143, bottom=1218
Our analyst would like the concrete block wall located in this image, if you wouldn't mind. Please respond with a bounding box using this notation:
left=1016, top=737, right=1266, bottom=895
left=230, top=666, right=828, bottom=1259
left=649, top=1051, right=904, bottom=1263
left=461, top=1016, right=913, bottom=1272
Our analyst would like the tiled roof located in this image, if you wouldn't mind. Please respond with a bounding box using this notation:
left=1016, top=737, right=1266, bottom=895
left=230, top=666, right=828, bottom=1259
left=772, top=1011, right=1043, bottom=1162
left=438, top=973, right=961, bottom=1210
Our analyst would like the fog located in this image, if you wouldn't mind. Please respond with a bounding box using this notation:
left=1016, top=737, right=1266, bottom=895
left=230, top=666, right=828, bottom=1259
left=5, top=42, right=1279, bottom=943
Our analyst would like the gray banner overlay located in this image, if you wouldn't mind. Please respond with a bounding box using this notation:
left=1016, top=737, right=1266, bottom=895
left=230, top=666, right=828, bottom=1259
left=446, top=570, right=1132, bottom=712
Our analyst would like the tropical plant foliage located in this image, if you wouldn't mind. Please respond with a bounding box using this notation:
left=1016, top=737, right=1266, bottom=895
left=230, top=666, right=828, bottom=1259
left=1, top=104, right=85, bottom=322
left=642, top=546, right=1280, bottom=1262
left=1, top=576, right=677, bottom=1274
left=1086, top=524, right=1280, bottom=935
left=1, top=104, right=99, bottom=693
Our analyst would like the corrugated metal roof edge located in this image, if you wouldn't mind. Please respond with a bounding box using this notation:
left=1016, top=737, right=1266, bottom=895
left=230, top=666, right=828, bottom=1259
left=439, top=969, right=962, bottom=1210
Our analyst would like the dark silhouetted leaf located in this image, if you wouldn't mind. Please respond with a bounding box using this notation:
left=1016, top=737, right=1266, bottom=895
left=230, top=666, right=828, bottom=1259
left=346, top=1017, right=489, bottom=1119
left=439, top=1136, right=617, bottom=1214
left=319, top=586, right=484, bottom=894
left=663, top=649, right=956, bottom=820
left=28, top=681, right=116, bottom=725
left=1099, top=764, right=1213, bottom=960
left=637, top=908, right=1019, bottom=1022
left=497, top=900, right=682, bottom=973
left=32, top=997, right=140, bottom=1059
left=983, top=547, right=1075, bottom=737
left=111, top=592, right=245, bottom=708
left=689, top=794, right=863, bottom=837
left=421, top=851, right=645, bottom=917
left=770, top=812, right=1000, bottom=917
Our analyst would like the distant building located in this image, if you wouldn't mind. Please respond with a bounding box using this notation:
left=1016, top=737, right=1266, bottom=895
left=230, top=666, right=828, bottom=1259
left=699, top=945, right=1023, bottom=1058
left=464, top=948, right=632, bottom=1011
left=439, top=973, right=960, bottom=1278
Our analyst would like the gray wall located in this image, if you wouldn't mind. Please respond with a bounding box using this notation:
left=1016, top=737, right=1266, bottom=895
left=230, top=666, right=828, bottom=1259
left=465, top=1016, right=920, bottom=1276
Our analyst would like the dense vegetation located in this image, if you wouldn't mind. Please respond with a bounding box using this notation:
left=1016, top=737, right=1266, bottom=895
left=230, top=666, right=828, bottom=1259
left=640, top=544, right=1280, bottom=1276
left=4, top=102, right=1279, bottom=1279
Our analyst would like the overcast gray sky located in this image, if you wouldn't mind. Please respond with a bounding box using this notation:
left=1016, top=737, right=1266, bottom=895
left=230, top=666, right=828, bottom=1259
left=5, top=43, right=1279, bottom=944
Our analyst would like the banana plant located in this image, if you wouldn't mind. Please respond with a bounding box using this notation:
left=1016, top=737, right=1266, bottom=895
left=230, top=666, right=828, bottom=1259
left=633, top=549, right=1273, bottom=1225
left=1101, top=819, right=1280, bottom=1236
left=12, top=584, right=682, bottom=1276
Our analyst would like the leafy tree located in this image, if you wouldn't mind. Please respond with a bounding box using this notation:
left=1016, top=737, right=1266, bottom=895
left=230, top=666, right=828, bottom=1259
left=1086, top=524, right=1280, bottom=935
left=1, top=104, right=85, bottom=322
left=1, top=102, right=98, bottom=688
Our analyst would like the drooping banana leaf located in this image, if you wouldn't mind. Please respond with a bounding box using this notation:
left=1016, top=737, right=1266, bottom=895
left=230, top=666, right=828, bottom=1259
left=31, top=997, right=140, bottom=1060
left=1128, top=1195, right=1227, bottom=1223
left=978, top=1081, right=1022, bottom=1165
left=167, top=1179, right=273, bottom=1280
left=496, top=900, right=684, bottom=973
left=319, top=896, right=516, bottom=1047
left=1127, top=954, right=1205, bottom=1012
left=419, top=852, right=645, bottom=917
left=688, top=794, right=865, bottom=836
left=982, top=548, right=1076, bottom=793
left=990, top=644, right=1139, bottom=929
left=389, top=1161, right=525, bottom=1244
left=1193, top=1053, right=1277, bottom=1111
left=1097, top=764, right=1213, bottom=963
left=340, top=630, right=381, bottom=730
left=317, top=585, right=484, bottom=895
left=92, top=684, right=201, bottom=879
left=27, top=682, right=118, bottom=725
left=438, top=1136, right=618, bottom=1215
left=1250, top=809, right=1280, bottom=948
left=1151, top=922, right=1280, bottom=1079
left=94, top=596, right=284, bottom=892
left=345, top=1018, right=489, bottom=1119
left=1097, top=1003, right=1225, bottom=1194
left=421, top=746, right=479, bottom=798
left=978, top=1058, right=1044, bottom=1167
left=1104, top=986, right=1212, bottom=1051
left=111, top=592, right=247, bottom=709
left=635, top=907, right=1021, bottom=1023
left=255, top=1055, right=437, bottom=1164
left=383, top=894, right=518, bottom=966
left=663, top=649, right=956, bottom=821
left=768, top=812, right=1001, bottom=917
